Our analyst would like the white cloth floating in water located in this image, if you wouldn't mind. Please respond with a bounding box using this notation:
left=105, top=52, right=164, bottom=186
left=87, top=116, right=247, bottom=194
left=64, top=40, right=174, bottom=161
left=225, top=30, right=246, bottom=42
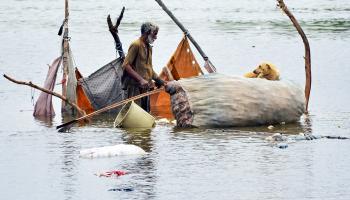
left=79, top=144, right=146, bottom=158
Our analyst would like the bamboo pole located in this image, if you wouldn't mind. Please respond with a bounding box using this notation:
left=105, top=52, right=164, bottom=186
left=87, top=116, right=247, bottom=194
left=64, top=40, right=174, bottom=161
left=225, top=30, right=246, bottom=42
left=61, top=0, right=70, bottom=113
left=65, top=0, right=68, bottom=19
left=277, top=0, right=311, bottom=113
left=3, top=74, right=86, bottom=117
left=56, top=87, right=165, bottom=131
left=154, top=0, right=216, bottom=73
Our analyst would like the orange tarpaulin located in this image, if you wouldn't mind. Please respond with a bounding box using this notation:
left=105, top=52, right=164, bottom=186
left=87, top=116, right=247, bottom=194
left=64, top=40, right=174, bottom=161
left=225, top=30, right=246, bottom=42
left=75, top=69, right=95, bottom=114
left=150, top=36, right=203, bottom=119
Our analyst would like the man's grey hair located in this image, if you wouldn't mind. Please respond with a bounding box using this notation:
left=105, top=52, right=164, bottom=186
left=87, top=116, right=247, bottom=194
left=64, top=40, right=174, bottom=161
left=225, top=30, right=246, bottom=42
left=141, top=22, right=159, bottom=35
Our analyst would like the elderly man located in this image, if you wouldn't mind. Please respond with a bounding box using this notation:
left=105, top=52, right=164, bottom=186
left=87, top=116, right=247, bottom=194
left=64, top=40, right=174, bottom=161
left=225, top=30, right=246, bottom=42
left=122, top=22, right=166, bottom=112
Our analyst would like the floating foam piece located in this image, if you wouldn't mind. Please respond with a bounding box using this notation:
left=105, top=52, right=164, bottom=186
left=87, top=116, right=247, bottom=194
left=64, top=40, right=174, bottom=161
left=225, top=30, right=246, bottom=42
left=156, top=118, right=170, bottom=124
left=79, top=144, right=146, bottom=158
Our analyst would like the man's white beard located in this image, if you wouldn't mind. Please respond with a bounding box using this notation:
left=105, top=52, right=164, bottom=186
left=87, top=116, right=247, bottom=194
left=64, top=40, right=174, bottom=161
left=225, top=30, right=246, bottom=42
left=147, top=35, right=155, bottom=44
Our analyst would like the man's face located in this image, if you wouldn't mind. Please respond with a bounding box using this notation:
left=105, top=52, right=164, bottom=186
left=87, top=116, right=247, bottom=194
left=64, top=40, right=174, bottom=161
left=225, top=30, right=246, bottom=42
left=147, top=30, right=158, bottom=44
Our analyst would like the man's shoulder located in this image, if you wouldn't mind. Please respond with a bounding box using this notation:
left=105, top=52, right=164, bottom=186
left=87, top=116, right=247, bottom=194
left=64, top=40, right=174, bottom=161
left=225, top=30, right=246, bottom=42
left=130, top=38, right=142, bottom=47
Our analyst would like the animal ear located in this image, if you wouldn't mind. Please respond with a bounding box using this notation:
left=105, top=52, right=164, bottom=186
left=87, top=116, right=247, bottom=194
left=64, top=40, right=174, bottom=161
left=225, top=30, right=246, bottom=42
left=266, top=64, right=271, bottom=69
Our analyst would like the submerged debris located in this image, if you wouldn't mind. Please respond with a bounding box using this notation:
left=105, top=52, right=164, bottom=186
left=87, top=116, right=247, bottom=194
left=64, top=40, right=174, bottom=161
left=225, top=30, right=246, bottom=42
left=108, top=187, right=134, bottom=192
left=95, top=170, right=127, bottom=177
left=324, top=136, right=349, bottom=140
left=265, top=132, right=349, bottom=149
left=265, top=133, right=287, bottom=142
left=276, top=143, right=288, bottom=149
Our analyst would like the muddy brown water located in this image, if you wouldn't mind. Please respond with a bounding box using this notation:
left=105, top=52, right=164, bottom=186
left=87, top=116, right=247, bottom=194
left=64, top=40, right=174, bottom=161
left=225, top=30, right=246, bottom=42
left=1, top=0, right=350, bottom=199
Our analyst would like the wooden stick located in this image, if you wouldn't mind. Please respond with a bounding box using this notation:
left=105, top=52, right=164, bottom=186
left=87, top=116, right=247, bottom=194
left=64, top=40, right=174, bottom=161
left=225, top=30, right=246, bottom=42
left=163, top=66, right=175, bottom=81
left=154, top=0, right=216, bottom=73
left=65, top=0, right=69, bottom=19
left=115, top=7, right=125, bottom=29
left=3, top=74, right=86, bottom=116
left=56, top=87, right=165, bottom=130
left=61, top=0, right=70, bottom=113
left=277, top=0, right=311, bottom=113
left=107, top=7, right=125, bottom=58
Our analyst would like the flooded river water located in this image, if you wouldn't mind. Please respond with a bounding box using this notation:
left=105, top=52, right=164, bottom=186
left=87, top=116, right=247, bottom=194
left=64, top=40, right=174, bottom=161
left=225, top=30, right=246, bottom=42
left=1, top=0, right=350, bottom=199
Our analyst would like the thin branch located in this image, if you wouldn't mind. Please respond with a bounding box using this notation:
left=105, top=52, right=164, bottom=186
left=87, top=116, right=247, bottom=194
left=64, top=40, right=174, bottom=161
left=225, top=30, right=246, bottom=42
left=116, top=6, right=125, bottom=28
left=277, top=0, right=311, bottom=113
left=107, top=7, right=125, bottom=58
left=56, top=87, right=164, bottom=131
left=3, top=74, right=86, bottom=116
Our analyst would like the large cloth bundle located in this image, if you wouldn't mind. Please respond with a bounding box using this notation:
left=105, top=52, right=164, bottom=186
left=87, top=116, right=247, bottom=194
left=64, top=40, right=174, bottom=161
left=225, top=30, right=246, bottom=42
left=167, top=73, right=305, bottom=127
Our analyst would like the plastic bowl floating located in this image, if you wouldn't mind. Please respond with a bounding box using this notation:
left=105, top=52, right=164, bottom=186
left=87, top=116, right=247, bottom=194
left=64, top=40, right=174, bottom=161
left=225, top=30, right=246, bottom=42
left=114, top=101, right=155, bottom=128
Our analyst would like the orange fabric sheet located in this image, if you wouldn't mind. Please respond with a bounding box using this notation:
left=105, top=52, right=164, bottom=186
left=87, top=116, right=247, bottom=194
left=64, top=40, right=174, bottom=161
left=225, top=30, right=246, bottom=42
left=75, top=69, right=95, bottom=114
left=150, top=36, right=202, bottom=119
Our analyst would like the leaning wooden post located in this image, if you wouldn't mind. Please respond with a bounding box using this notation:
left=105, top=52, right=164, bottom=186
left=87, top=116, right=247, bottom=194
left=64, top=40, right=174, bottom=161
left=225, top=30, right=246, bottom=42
left=277, top=0, right=311, bottom=113
left=56, top=87, right=165, bottom=131
left=154, top=0, right=216, bottom=73
left=61, top=0, right=70, bottom=113
left=3, top=74, right=86, bottom=117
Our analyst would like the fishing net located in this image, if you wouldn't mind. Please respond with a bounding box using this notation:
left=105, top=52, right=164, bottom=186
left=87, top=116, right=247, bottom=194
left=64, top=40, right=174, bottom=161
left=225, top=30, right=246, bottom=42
left=150, top=36, right=203, bottom=118
left=79, top=58, right=125, bottom=113
left=166, top=73, right=305, bottom=127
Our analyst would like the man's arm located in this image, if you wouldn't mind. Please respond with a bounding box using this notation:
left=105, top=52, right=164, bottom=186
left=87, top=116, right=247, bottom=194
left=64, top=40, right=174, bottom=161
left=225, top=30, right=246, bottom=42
left=124, top=64, right=148, bottom=87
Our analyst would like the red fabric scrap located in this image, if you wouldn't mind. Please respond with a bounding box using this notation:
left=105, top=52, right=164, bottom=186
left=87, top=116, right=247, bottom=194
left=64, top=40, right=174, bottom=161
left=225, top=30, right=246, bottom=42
left=97, top=170, right=127, bottom=177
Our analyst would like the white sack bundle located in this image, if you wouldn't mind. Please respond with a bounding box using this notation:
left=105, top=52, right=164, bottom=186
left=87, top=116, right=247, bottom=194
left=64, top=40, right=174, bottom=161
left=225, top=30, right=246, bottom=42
left=79, top=144, right=146, bottom=158
left=166, top=73, right=305, bottom=127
